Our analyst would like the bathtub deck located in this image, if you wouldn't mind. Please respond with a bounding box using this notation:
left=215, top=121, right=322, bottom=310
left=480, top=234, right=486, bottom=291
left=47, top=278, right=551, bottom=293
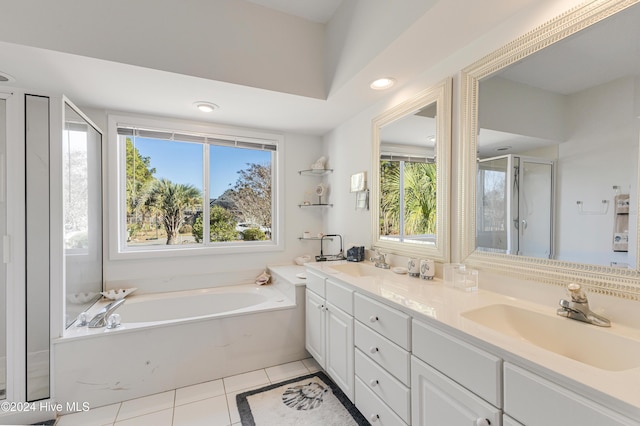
left=56, top=358, right=322, bottom=426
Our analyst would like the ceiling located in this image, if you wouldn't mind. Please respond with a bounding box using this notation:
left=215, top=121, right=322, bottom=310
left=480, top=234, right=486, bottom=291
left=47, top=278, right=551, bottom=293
left=0, top=0, right=549, bottom=136
left=245, top=0, right=345, bottom=23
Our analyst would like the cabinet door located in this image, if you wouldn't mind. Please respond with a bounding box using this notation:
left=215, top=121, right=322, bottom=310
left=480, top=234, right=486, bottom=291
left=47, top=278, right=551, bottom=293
left=305, top=289, right=326, bottom=367
left=326, top=302, right=354, bottom=401
left=411, top=356, right=501, bottom=426
left=504, top=363, right=637, bottom=426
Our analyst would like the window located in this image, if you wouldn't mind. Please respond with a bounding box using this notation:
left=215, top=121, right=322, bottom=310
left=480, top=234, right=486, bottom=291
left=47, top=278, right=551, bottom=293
left=109, top=115, right=282, bottom=256
left=379, top=155, right=436, bottom=245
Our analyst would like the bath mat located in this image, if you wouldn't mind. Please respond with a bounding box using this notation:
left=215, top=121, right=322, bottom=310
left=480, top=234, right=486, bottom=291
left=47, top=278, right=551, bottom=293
left=237, top=371, right=368, bottom=426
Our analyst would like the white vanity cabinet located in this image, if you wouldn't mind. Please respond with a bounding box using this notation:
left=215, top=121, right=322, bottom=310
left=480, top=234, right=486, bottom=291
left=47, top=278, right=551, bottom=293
left=411, top=319, right=502, bottom=426
left=354, top=293, right=412, bottom=425
left=304, top=271, right=355, bottom=400
left=503, top=363, right=637, bottom=426
left=411, top=356, right=501, bottom=426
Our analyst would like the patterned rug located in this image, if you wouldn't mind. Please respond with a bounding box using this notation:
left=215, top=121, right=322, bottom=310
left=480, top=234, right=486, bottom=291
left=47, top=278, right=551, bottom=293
left=237, top=371, right=368, bottom=426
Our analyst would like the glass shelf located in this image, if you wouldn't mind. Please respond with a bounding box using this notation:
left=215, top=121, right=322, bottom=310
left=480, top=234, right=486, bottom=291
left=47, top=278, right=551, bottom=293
left=298, top=203, right=333, bottom=208
left=298, top=237, right=333, bottom=241
left=298, top=169, right=333, bottom=176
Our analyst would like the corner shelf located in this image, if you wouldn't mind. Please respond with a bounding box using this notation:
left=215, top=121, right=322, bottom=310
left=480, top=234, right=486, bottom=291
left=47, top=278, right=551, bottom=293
left=298, top=169, right=333, bottom=176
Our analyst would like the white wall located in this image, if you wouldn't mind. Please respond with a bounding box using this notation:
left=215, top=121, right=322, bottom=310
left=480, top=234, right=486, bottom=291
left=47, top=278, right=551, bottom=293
left=556, top=76, right=639, bottom=266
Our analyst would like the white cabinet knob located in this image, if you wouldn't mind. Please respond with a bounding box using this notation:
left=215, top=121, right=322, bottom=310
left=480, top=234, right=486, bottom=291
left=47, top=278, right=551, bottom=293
left=316, top=304, right=323, bottom=310
left=369, top=346, right=379, bottom=354
left=475, top=418, right=490, bottom=426
left=369, top=379, right=378, bottom=387
left=370, top=414, right=379, bottom=423
left=369, top=315, right=379, bottom=323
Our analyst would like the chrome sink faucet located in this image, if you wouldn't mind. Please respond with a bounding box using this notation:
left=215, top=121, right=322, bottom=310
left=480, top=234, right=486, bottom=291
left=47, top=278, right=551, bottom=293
left=556, top=283, right=610, bottom=327
left=370, top=249, right=390, bottom=269
left=88, top=299, right=126, bottom=328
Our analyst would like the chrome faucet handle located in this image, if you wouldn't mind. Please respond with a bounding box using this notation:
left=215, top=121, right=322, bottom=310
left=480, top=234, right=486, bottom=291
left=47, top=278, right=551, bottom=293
left=567, top=283, right=588, bottom=303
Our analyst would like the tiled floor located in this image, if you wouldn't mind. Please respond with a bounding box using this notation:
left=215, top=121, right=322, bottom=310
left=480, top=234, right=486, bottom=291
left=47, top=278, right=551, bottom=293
left=55, top=358, right=321, bottom=426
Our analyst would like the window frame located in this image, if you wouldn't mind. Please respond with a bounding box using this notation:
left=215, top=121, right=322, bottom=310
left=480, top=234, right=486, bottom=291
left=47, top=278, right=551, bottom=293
left=107, top=114, right=284, bottom=259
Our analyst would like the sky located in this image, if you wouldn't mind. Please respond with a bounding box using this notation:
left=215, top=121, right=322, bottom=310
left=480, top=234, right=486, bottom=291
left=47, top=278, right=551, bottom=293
left=133, top=137, right=271, bottom=199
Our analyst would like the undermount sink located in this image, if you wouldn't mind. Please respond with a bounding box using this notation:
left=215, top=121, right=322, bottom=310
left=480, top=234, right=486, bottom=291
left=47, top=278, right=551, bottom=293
left=462, top=304, right=640, bottom=371
left=329, top=262, right=387, bottom=278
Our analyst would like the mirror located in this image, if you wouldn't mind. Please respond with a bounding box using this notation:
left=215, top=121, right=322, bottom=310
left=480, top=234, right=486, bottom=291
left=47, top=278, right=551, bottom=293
left=372, top=78, right=451, bottom=261
left=63, top=101, right=103, bottom=328
left=460, top=0, right=640, bottom=296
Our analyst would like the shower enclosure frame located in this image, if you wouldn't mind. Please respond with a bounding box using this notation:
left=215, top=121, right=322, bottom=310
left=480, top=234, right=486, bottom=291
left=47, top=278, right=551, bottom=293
left=477, top=154, right=556, bottom=259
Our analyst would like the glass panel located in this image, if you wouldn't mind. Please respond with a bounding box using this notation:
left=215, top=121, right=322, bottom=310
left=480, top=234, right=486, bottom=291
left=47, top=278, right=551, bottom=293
left=477, top=157, right=510, bottom=252
left=0, top=98, right=6, bottom=400
left=63, top=104, right=102, bottom=328
left=124, top=136, right=203, bottom=247
left=25, top=95, right=50, bottom=401
left=519, top=161, right=553, bottom=258
left=209, top=145, right=273, bottom=242
left=403, top=161, right=436, bottom=245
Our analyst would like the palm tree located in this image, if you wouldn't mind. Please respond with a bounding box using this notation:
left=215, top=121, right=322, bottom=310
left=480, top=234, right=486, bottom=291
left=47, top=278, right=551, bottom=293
left=148, top=179, right=201, bottom=245
left=380, top=161, right=437, bottom=237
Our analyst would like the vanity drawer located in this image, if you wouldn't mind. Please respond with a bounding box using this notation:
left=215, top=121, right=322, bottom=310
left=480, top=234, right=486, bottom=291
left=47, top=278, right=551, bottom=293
left=412, top=319, right=502, bottom=407
left=326, top=278, right=353, bottom=315
left=504, top=363, right=637, bottom=426
left=355, top=321, right=410, bottom=385
left=305, top=269, right=326, bottom=297
left=355, top=349, right=410, bottom=423
left=355, top=376, right=407, bottom=426
left=354, top=293, right=411, bottom=350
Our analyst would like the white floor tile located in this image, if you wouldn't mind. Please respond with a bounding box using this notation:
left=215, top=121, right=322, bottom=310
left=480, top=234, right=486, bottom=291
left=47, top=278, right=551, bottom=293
left=116, top=390, right=175, bottom=421
left=56, top=403, right=121, bottom=426
left=265, top=361, right=309, bottom=383
left=302, top=357, right=321, bottom=373
left=223, top=369, right=269, bottom=393
left=173, top=394, right=230, bottom=426
left=114, top=408, right=173, bottom=426
left=226, top=384, right=267, bottom=425
left=175, top=379, right=225, bottom=406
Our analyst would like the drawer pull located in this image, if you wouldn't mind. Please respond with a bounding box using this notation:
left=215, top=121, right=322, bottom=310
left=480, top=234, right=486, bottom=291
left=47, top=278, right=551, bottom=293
left=369, top=346, right=379, bottom=354
left=369, top=379, right=378, bottom=387
left=370, top=414, right=380, bottom=423
left=475, top=419, right=491, bottom=426
left=369, top=315, right=379, bottom=323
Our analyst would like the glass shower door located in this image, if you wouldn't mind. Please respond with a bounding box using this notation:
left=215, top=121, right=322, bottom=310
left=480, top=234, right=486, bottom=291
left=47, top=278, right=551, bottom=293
left=518, top=159, right=554, bottom=258
left=0, top=97, right=6, bottom=400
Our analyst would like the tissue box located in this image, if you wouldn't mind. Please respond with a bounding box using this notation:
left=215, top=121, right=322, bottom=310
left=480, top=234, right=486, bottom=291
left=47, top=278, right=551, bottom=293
left=346, top=246, right=365, bottom=262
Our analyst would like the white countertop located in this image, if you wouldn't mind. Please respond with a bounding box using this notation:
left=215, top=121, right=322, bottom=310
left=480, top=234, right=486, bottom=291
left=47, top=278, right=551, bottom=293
left=305, top=260, right=640, bottom=420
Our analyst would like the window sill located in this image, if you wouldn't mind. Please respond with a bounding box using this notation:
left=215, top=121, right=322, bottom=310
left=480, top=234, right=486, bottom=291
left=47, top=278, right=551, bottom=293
left=109, top=240, right=283, bottom=260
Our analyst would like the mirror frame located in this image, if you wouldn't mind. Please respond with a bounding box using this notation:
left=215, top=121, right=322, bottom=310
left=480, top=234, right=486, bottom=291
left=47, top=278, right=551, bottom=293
left=371, top=77, right=452, bottom=262
left=459, top=0, right=640, bottom=299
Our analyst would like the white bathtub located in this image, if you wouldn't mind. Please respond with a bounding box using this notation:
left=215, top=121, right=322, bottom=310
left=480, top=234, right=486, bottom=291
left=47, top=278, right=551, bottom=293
left=114, top=284, right=290, bottom=325
left=53, top=279, right=307, bottom=410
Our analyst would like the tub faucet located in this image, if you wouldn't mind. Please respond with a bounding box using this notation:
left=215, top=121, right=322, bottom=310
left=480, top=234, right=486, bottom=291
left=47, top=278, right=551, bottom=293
left=88, top=299, right=126, bottom=328
left=556, top=283, right=610, bottom=327
left=370, top=249, right=390, bottom=269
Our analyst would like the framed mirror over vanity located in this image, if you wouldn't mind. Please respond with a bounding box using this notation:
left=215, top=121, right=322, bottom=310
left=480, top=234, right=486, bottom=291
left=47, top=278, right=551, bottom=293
left=371, top=78, right=452, bottom=262
left=460, top=0, right=640, bottom=298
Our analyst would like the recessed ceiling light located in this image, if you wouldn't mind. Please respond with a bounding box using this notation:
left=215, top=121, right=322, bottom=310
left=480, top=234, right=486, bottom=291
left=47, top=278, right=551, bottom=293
left=194, top=102, right=219, bottom=113
left=370, top=77, right=396, bottom=90
left=0, top=71, right=15, bottom=83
